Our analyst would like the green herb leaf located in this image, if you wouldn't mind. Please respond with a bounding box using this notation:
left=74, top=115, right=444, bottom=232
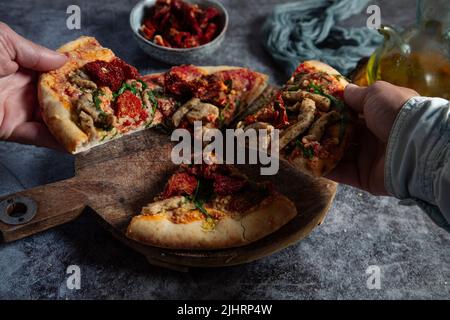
left=224, top=79, right=233, bottom=92
left=113, top=81, right=138, bottom=98
left=137, top=79, right=148, bottom=90
left=186, top=179, right=214, bottom=220
left=308, top=83, right=324, bottom=95
left=147, top=90, right=159, bottom=114
left=296, top=140, right=314, bottom=160
left=93, top=90, right=104, bottom=111
left=218, top=102, right=230, bottom=125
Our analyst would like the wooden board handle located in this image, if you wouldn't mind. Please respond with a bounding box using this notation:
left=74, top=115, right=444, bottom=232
left=0, top=178, right=88, bottom=243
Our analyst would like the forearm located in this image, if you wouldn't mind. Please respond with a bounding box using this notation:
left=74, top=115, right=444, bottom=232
left=385, top=97, right=450, bottom=230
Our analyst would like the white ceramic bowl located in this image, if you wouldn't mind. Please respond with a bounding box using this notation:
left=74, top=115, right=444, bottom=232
left=130, top=0, right=229, bottom=65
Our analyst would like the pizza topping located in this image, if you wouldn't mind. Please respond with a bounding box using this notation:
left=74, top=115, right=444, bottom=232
left=164, top=66, right=263, bottom=128
left=69, top=70, right=97, bottom=90
left=302, top=111, right=340, bottom=144
left=141, top=196, right=194, bottom=215
left=172, top=98, right=219, bottom=127
left=76, top=91, right=115, bottom=132
left=279, top=98, right=317, bottom=150
left=83, top=58, right=140, bottom=92
left=115, top=90, right=148, bottom=127
left=282, top=90, right=331, bottom=112
left=213, top=174, right=247, bottom=196
left=162, top=172, right=198, bottom=199
left=78, top=111, right=97, bottom=139
left=236, top=121, right=275, bottom=151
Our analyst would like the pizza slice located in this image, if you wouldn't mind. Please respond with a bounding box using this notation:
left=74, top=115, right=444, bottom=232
left=237, top=61, right=354, bottom=177
left=38, top=36, right=167, bottom=154
left=126, top=164, right=297, bottom=250
left=141, top=65, right=269, bottom=131
left=39, top=37, right=269, bottom=154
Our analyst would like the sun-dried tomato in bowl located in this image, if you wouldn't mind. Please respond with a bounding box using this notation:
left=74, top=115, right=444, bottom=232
left=139, top=0, right=222, bottom=49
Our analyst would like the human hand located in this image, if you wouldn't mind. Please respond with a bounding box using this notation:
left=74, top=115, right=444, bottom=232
left=0, top=22, right=67, bottom=150
left=327, top=81, right=418, bottom=196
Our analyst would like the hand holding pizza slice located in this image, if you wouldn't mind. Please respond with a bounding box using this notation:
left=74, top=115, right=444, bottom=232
left=238, top=61, right=355, bottom=177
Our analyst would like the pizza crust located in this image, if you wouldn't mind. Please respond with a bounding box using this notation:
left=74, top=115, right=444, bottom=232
left=38, top=36, right=115, bottom=153
left=126, top=194, right=297, bottom=250
left=303, top=60, right=349, bottom=88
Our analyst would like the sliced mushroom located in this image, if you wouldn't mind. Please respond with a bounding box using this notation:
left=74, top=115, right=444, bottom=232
left=172, top=98, right=220, bottom=127
left=303, top=111, right=340, bottom=144
left=243, top=122, right=275, bottom=150
left=141, top=196, right=194, bottom=215
left=283, top=90, right=331, bottom=112
left=69, top=70, right=97, bottom=90
left=279, top=98, right=316, bottom=150
left=79, top=111, right=97, bottom=140
left=186, top=102, right=219, bottom=124
left=286, top=101, right=302, bottom=112
left=76, top=93, right=115, bottom=129
left=172, top=98, right=199, bottom=127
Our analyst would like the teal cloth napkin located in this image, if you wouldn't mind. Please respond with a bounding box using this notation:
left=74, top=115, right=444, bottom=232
left=262, top=0, right=383, bottom=76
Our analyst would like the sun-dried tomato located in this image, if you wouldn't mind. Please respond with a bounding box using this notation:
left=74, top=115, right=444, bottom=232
left=274, top=93, right=289, bottom=128
left=213, top=174, right=247, bottom=196
left=110, top=58, right=140, bottom=80
left=139, top=0, right=221, bottom=48
left=157, top=97, right=177, bottom=118
left=184, top=164, right=223, bottom=180
left=115, top=91, right=146, bottom=124
left=84, top=60, right=123, bottom=91
left=84, top=58, right=140, bottom=91
left=164, top=65, right=205, bottom=96
left=162, top=172, right=198, bottom=198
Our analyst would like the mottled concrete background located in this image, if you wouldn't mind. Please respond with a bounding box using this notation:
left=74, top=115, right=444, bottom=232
left=0, top=0, right=449, bottom=299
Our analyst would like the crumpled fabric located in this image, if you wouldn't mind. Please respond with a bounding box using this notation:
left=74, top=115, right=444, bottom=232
left=262, top=0, right=383, bottom=76
left=385, top=97, right=450, bottom=232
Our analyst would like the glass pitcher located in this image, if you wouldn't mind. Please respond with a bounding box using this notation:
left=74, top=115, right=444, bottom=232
left=366, top=0, right=450, bottom=99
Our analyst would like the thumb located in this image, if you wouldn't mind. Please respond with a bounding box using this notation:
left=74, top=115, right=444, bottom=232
left=0, top=23, right=67, bottom=72
left=344, top=84, right=368, bottom=114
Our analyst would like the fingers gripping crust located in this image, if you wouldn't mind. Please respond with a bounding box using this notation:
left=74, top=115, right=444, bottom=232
left=38, top=36, right=115, bottom=153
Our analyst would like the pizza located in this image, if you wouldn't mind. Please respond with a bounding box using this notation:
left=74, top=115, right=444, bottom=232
left=126, top=164, right=297, bottom=250
left=237, top=60, right=354, bottom=177
left=38, top=37, right=157, bottom=153
left=38, top=37, right=268, bottom=154
left=141, top=64, right=268, bottom=131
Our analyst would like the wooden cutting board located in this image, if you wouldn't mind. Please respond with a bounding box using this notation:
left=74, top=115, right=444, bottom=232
left=0, top=91, right=337, bottom=271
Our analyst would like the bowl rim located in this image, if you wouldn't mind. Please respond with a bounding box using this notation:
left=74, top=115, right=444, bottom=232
left=129, top=0, right=229, bottom=53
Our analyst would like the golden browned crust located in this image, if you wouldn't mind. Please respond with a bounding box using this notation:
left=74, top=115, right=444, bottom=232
left=126, top=194, right=297, bottom=250
left=303, top=60, right=349, bottom=87
left=38, top=36, right=115, bottom=153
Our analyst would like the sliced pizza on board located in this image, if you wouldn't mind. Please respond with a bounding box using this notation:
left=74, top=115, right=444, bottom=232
left=237, top=60, right=354, bottom=177
left=126, top=164, right=297, bottom=250
left=38, top=36, right=269, bottom=154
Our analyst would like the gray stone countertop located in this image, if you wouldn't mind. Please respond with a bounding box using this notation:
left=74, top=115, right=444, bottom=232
left=0, top=0, right=449, bottom=299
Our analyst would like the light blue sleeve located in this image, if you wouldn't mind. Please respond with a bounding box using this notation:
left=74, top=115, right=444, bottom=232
left=385, top=97, right=450, bottom=232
